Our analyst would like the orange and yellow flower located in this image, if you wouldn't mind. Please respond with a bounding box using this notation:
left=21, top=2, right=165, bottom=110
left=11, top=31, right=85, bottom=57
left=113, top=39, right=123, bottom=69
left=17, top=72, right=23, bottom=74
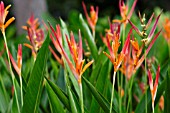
left=82, top=1, right=98, bottom=34
left=0, top=1, right=15, bottom=34
left=113, top=0, right=137, bottom=27
left=147, top=66, right=160, bottom=112
left=23, top=14, right=44, bottom=60
left=103, top=23, right=131, bottom=72
left=49, top=23, right=93, bottom=84
left=8, top=44, right=22, bottom=76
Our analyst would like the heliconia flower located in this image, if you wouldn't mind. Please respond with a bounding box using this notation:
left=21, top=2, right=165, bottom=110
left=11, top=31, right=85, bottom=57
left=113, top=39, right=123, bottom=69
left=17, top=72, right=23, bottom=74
left=48, top=24, right=64, bottom=66
left=162, top=18, right=170, bottom=43
left=0, top=1, right=15, bottom=34
left=103, top=23, right=132, bottom=72
left=134, top=29, right=162, bottom=71
left=23, top=14, right=44, bottom=60
left=82, top=1, right=98, bottom=33
left=22, top=14, right=39, bottom=31
left=64, top=31, right=94, bottom=84
left=49, top=22, right=93, bottom=84
left=128, top=11, right=162, bottom=45
left=49, top=24, right=62, bottom=54
left=8, top=44, right=22, bottom=76
left=147, top=66, right=160, bottom=112
left=113, top=0, right=137, bottom=27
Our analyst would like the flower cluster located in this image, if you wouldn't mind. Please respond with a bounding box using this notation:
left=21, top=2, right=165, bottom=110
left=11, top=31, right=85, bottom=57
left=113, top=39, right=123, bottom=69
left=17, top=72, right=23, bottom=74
left=23, top=14, right=44, bottom=60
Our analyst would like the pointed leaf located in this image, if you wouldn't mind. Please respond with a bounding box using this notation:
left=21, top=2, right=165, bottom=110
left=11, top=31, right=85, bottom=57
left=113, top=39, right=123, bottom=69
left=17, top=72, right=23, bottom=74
left=82, top=76, right=117, bottom=113
left=0, top=75, right=10, bottom=113
left=46, top=82, right=65, bottom=113
left=79, top=14, right=98, bottom=60
left=67, top=86, right=78, bottom=113
left=90, top=60, right=111, bottom=113
left=22, top=34, right=50, bottom=113
left=45, top=77, right=71, bottom=111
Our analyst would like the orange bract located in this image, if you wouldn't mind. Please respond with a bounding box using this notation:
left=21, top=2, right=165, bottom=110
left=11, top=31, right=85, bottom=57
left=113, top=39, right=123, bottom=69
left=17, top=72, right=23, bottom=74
left=82, top=1, right=98, bottom=33
left=23, top=14, right=44, bottom=60
left=9, top=44, right=22, bottom=76
left=147, top=66, right=160, bottom=111
left=49, top=23, right=94, bottom=84
left=103, top=23, right=131, bottom=72
left=0, top=1, right=15, bottom=33
left=113, top=0, right=137, bottom=27
left=163, top=18, right=170, bottom=43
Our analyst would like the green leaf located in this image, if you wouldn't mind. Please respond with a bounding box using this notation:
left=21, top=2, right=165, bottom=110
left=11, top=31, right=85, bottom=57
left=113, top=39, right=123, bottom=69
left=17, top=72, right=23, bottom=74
left=90, top=60, right=111, bottom=112
left=45, top=78, right=71, bottom=111
left=22, top=34, right=50, bottom=113
left=60, top=19, right=80, bottom=97
left=46, top=82, right=65, bottom=113
left=79, top=14, right=98, bottom=60
left=67, top=86, right=78, bottom=113
left=0, top=75, right=9, bottom=113
left=82, top=76, right=117, bottom=113
left=164, top=70, right=170, bottom=113
left=89, top=48, right=108, bottom=84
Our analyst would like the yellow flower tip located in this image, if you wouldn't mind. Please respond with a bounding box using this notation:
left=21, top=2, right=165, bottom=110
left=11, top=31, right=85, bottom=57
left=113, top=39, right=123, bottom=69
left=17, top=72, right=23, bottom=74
left=80, top=60, right=94, bottom=76
left=24, top=43, right=33, bottom=49
left=5, top=4, right=11, bottom=11
left=4, top=17, right=15, bottom=29
left=22, top=26, right=27, bottom=30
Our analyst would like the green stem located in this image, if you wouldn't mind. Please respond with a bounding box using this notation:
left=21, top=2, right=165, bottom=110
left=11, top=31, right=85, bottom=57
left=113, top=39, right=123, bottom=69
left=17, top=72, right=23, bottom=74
left=2, top=32, right=21, bottom=112
left=79, top=82, right=84, bottom=113
left=152, top=102, right=154, bottom=113
left=144, top=47, right=147, bottom=113
left=120, top=72, right=123, bottom=113
left=19, top=75, right=23, bottom=107
left=110, top=71, right=116, bottom=113
left=126, top=74, right=135, bottom=113
left=117, top=72, right=121, bottom=113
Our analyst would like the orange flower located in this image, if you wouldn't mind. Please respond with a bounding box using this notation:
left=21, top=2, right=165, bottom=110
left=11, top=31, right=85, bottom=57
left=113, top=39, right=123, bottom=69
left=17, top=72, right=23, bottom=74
left=0, top=1, right=15, bottom=34
left=103, top=23, right=132, bottom=72
left=147, top=66, right=160, bottom=112
left=8, top=44, right=22, bottom=76
left=113, top=0, right=137, bottom=27
left=49, top=23, right=93, bottom=84
left=162, top=18, right=170, bottom=43
left=82, top=1, right=98, bottom=33
left=23, top=14, right=44, bottom=60
left=49, top=24, right=63, bottom=66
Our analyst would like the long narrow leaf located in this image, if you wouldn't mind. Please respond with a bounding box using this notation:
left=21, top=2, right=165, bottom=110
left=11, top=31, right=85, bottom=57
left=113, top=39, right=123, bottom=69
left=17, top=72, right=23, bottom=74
left=22, top=34, right=50, bottom=113
left=45, top=77, right=71, bottom=111
left=46, top=82, right=65, bottom=113
left=79, top=14, right=98, bottom=60
left=90, top=60, right=111, bottom=112
left=0, top=75, right=9, bottom=113
left=82, top=76, right=117, bottom=113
